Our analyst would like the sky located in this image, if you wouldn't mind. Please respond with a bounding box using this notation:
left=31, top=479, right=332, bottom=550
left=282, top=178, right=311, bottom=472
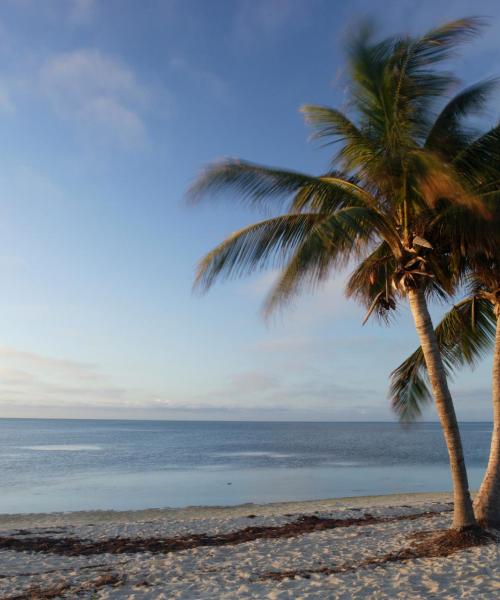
left=0, top=0, right=498, bottom=422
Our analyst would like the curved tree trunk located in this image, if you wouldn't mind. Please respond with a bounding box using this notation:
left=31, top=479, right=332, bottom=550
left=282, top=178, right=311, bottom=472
left=408, top=287, right=477, bottom=530
left=473, top=309, right=500, bottom=528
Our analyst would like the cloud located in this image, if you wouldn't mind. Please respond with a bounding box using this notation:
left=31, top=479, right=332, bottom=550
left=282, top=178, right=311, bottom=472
left=0, top=346, right=100, bottom=380
left=180, top=357, right=381, bottom=419
left=0, top=344, right=488, bottom=422
left=230, top=370, right=280, bottom=393
left=39, top=49, right=149, bottom=148
left=0, top=344, right=375, bottom=420
left=169, top=57, right=230, bottom=103
left=0, top=346, right=134, bottom=409
left=0, top=367, right=37, bottom=385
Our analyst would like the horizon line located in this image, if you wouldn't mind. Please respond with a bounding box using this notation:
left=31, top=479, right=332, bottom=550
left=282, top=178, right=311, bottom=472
left=0, top=416, right=493, bottom=424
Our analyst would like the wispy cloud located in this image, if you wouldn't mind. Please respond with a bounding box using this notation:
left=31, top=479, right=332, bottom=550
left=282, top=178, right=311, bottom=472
left=169, top=56, right=230, bottom=104
left=39, top=49, right=149, bottom=148
left=0, top=346, right=140, bottom=409
left=0, top=346, right=101, bottom=380
left=0, top=345, right=488, bottom=421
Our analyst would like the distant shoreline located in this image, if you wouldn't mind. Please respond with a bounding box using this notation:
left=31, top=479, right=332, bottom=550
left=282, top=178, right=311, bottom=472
left=0, top=416, right=493, bottom=423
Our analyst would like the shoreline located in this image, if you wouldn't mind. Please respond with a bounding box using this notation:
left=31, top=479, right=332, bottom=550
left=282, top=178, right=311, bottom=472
left=0, top=490, right=454, bottom=528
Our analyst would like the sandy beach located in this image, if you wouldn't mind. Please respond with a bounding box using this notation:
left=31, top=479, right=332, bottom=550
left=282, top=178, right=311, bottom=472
left=0, top=492, right=498, bottom=599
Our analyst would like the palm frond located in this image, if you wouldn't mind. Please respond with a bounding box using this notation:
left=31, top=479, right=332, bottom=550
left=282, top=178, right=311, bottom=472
left=426, top=79, right=498, bottom=154
left=395, top=18, right=485, bottom=144
left=345, top=242, right=396, bottom=323
left=300, top=105, right=363, bottom=144
left=408, top=148, right=488, bottom=216
left=195, top=203, right=383, bottom=294
left=402, top=17, right=484, bottom=68
left=188, top=160, right=322, bottom=211
left=390, top=296, right=496, bottom=421
left=188, top=159, right=380, bottom=215
left=261, top=205, right=390, bottom=315
left=262, top=225, right=337, bottom=317
left=194, top=214, right=323, bottom=292
left=454, top=124, right=500, bottom=183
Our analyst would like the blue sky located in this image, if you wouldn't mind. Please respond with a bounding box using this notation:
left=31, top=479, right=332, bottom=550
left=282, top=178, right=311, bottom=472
left=0, top=0, right=498, bottom=421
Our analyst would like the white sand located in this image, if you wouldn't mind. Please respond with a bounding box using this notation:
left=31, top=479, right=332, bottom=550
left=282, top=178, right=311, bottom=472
left=0, top=492, right=498, bottom=599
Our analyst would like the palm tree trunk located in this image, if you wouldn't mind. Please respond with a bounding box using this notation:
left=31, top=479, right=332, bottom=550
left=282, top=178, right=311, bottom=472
left=473, top=309, right=500, bottom=528
left=408, top=287, right=477, bottom=530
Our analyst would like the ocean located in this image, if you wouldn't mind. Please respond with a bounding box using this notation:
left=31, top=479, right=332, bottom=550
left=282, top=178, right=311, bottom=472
left=0, top=419, right=492, bottom=514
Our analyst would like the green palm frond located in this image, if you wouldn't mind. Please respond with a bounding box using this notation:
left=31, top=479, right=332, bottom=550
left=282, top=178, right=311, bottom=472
left=454, top=124, right=500, bottom=183
left=188, top=160, right=323, bottom=211
left=261, top=206, right=385, bottom=315
left=348, top=25, right=394, bottom=104
left=300, top=105, right=363, bottom=144
left=262, top=226, right=338, bottom=317
left=300, top=105, right=379, bottom=168
left=390, top=297, right=496, bottom=421
left=400, top=17, right=483, bottom=68
left=347, top=18, right=483, bottom=146
left=426, top=79, right=498, bottom=154
left=194, top=214, right=323, bottom=292
left=391, top=16, right=484, bottom=111
left=345, top=243, right=397, bottom=323
left=188, top=160, right=379, bottom=215
left=388, top=19, right=483, bottom=136
left=194, top=206, right=379, bottom=293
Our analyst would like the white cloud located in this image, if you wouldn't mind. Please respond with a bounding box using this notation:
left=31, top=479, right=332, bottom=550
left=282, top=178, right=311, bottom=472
left=80, top=96, right=147, bottom=147
left=0, top=345, right=132, bottom=409
left=40, top=49, right=148, bottom=148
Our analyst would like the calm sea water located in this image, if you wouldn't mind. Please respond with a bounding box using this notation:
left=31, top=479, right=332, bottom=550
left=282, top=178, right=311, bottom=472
left=0, top=419, right=492, bottom=514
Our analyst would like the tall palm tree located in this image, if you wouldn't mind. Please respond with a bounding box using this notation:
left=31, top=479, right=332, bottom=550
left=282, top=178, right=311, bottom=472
left=189, top=19, right=492, bottom=530
left=390, top=227, right=500, bottom=528
left=389, top=72, right=500, bottom=528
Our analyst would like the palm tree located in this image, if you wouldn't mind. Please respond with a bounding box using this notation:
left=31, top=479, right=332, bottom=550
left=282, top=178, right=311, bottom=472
left=390, top=230, right=500, bottom=528
left=189, top=19, right=492, bottom=530
left=389, top=69, right=500, bottom=528
left=391, top=282, right=500, bottom=528
left=476, top=301, right=500, bottom=527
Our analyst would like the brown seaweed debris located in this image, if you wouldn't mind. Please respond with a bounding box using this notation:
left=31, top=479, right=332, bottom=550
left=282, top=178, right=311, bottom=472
left=262, top=527, right=495, bottom=581
left=3, top=572, right=124, bottom=600
left=0, top=509, right=446, bottom=557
